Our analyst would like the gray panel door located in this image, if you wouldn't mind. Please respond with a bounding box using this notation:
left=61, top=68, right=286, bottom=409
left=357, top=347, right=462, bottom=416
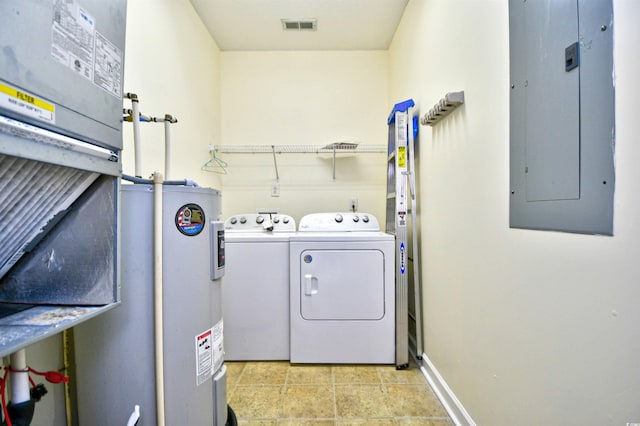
left=509, top=0, right=614, bottom=235
left=524, top=0, right=580, bottom=202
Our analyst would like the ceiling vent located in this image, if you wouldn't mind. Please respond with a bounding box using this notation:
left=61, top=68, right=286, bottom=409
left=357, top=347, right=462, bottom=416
left=281, top=19, right=317, bottom=31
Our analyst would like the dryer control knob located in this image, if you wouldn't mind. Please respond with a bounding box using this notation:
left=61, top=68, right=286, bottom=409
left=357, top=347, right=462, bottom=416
left=256, top=216, right=264, bottom=224
left=230, top=217, right=238, bottom=225
left=353, top=215, right=360, bottom=222
left=283, top=217, right=290, bottom=224
left=335, top=214, right=343, bottom=223
left=240, top=217, right=247, bottom=224
left=273, top=217, right=280, bottom=223
left=362, top=215, right=370, bottom=223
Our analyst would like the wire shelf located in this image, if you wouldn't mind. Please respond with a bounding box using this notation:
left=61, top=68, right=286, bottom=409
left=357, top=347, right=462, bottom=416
left=218, top=143, right=386, bottom=154
left=217, top=143, right=386, bottom=181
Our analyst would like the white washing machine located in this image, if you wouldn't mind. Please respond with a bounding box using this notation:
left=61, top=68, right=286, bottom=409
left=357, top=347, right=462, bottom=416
left=289, top=212, right=395, bottom=364
left=221, top=213, right=296, bottom=360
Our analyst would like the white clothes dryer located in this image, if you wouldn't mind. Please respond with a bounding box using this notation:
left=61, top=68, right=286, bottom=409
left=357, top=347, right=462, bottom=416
left=221, top=213, right=296, bottom=360
left=289, top=212, right=395, bottom=364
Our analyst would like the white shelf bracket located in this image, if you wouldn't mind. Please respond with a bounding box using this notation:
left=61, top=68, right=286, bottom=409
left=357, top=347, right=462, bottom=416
left=271, top=145, right=280, bottom=181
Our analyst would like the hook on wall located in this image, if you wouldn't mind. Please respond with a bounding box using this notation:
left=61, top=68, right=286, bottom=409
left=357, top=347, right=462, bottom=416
left=420, top=91, right=465, bottom=126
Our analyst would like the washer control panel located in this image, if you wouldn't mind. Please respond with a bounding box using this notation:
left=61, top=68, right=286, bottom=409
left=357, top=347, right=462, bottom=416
left=225, top=213, right=296, bottom=232
left=298, top=212, right=380, bottom=232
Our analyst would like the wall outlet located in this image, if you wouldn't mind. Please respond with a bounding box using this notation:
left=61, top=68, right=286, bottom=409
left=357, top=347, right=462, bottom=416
left=271, top=182, right=280, bottom=197
left=350, top=198, right=358, bottom=212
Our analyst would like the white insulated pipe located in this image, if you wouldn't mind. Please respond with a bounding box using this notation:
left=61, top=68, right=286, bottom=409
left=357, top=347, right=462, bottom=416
left=123, top=93, right=143, bottom=177
left=9, top=349, right=30, bottom=404
left=164, top=120, right=171, bottom=181
left=131, top=98, right=142, bottom=177
left=153, top=171, right=166, bottom=426
left=157, top=114, right=177, bottom=180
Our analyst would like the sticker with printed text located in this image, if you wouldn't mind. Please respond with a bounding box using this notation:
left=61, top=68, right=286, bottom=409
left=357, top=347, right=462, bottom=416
left=0, top=83, right=55, bottom=123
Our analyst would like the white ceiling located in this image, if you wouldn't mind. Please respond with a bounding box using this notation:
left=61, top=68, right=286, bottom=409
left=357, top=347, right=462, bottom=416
left=189, top=0, right=409, bottom=51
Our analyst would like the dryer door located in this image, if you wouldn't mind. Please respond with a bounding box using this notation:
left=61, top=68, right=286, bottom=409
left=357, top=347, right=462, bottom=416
left=299, top=249, right=385, bottom=320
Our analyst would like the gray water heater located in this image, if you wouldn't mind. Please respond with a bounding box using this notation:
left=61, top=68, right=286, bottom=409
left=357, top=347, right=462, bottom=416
left=75, top=184, right=230, bottom=425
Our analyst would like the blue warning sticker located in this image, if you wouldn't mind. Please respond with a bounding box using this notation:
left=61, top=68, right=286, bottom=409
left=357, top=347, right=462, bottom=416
left=175, top=203, right=205, bottom=236
left=400, top=242, right=406, bottom=274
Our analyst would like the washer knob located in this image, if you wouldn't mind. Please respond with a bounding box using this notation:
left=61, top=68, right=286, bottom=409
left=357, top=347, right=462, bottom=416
left=353, top=215, right=360, bottom=222
left=256, top=216, right=264, bottom=224
left=335, top=214, right=343, bottom=223
left=283, top=217, right=290, bottom=224
left=230, top=217, right=237, bottom=225
left=239, top=216, right=247, bottom=224
left=273, top=217, right=280, bottom=224
left=362, top=215, right=370, bottom=223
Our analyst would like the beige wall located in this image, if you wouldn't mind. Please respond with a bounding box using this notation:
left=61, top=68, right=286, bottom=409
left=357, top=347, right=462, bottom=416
left=25, top=1, right=640, bottom=425
left=219, top=51, right=389, bottom=223
left=390, top=1, right=640, bottom=425
left=121, top=0, right=223, bottom=191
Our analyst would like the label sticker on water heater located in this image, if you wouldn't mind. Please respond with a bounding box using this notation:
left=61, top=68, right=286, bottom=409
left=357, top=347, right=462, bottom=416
left=194, top=320, right=224, bottom=386
left=211, top=319, right=224, bottom=374
left=175, top=203, right=206, bottom=236
left=195, top=328, right=213, bottom=386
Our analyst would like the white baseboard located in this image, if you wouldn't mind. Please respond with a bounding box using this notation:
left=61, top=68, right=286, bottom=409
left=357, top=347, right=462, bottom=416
left=417, top=352, right=476, bottom=426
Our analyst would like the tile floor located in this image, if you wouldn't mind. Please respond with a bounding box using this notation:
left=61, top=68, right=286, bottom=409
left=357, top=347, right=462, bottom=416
left=226, top=360, right=454, bottom=425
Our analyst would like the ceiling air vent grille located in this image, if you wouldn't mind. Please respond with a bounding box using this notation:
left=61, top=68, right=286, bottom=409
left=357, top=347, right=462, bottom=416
left=281, top=19, right=317, bottom=31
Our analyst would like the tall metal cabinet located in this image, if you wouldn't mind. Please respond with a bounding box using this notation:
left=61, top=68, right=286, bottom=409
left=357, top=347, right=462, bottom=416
left=0, top=0, right=126, bottom=356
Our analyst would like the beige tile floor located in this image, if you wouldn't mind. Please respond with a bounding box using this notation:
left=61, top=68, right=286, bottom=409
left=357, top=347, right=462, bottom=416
left=226, top=360, right=454, bottom=425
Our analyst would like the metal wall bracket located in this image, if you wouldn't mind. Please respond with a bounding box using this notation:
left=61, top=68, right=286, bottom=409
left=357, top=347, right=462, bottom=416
left=420, top=91, right=465, bottom=126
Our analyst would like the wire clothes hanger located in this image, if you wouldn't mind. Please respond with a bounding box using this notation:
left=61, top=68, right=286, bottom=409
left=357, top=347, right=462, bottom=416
left=201, top=146, right=228, bottom=174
